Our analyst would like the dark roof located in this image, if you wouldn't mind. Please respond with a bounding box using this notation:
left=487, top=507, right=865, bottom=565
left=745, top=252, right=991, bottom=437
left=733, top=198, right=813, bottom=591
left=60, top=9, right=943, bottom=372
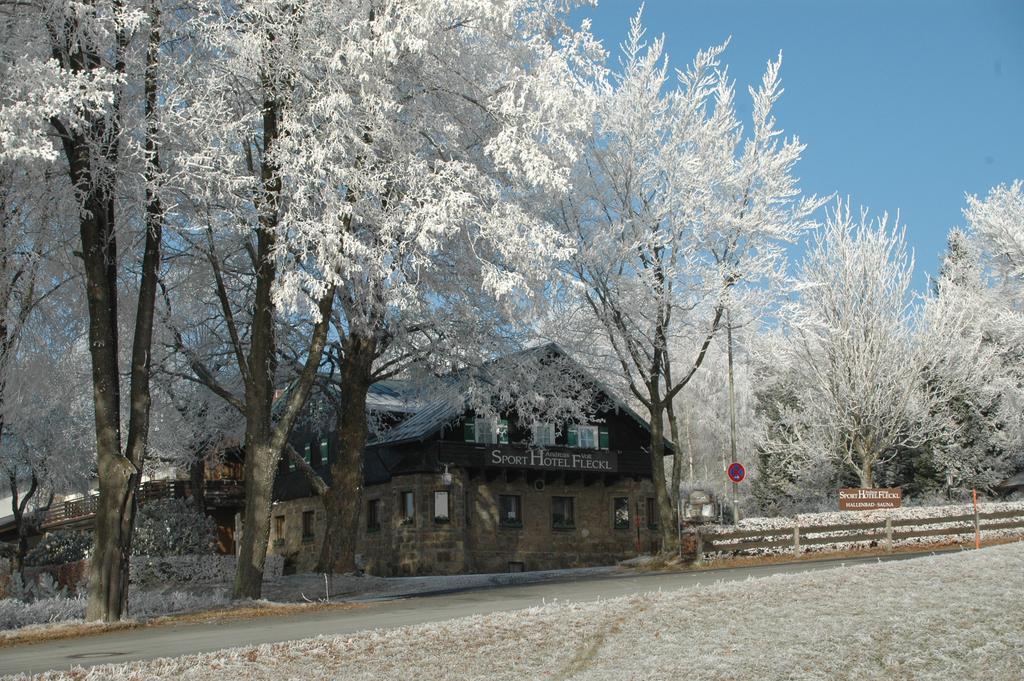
left=366, top=380, right=422, bottom=414
left=369, top=391, right=465, bottom=446
left=370, top=343, right=671, bottom=451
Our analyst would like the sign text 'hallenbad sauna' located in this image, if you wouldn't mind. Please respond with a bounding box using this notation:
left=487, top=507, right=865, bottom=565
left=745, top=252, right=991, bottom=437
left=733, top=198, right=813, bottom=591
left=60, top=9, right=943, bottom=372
left=838, top=487, right=902, bottom=510
left=489, top=448, right=618, bottom=473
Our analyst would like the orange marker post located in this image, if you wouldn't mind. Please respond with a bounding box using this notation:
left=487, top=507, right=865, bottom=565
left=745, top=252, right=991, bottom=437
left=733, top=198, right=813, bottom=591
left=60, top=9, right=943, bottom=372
left=972, top=488, right=981, bottom=550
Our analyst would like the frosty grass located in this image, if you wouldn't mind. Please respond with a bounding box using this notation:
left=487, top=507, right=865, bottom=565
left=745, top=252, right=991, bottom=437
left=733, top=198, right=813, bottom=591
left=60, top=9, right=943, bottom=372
left=9, top=540, right=1023, bottom=681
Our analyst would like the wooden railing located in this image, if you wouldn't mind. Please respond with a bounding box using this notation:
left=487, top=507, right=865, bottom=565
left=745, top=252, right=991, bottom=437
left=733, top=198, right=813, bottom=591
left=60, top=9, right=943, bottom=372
left=38, top=478, right=244, bottom=530
left=695, top=507, right=1024, bottom=557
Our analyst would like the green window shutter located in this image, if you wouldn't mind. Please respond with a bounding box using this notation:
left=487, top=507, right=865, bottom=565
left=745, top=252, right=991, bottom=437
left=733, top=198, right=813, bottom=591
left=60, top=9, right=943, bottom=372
left=320, top=439, right=330, bottom=466
left=567, top=425, right=578, bottom=447
left=464, top=416, right=476, bottom=442
left=303, top=444, right=311, bottom=463
left=498, top=419, right=509, bottom=444
left=598, top=426, right=609, bottom=450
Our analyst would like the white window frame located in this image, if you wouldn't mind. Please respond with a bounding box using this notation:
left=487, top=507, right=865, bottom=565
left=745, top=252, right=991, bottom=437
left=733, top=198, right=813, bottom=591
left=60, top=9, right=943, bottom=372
left=532, top=422, right=555, bottom=447
left=400, top=490, right=415, bottom=524
left=475, top=417, right=508, bottom=445
left=475, top=418, right=496, bottom=444
left=433, top=491, right=450, bottom=521
left=577, top=425, right=599, bottom=449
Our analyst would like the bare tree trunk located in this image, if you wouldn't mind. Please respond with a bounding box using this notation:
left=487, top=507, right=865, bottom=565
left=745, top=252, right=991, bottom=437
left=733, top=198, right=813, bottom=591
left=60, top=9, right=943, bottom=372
left=232, top=281, right=334, bottom=599
left=319, top=333, right=376, bottom=574
left=859, top=458, right=875, bottom=488
left=75, top=140, right=133, bottom=622
left=46, top=1, right=165, bottom=623
left=684, top=404, right=695, bottom=484
left=234, top=441, right=274, bottom=598
left=647, top=390, right=676, bottom=553
left=232, top=83, right=282, bottom=600
left=106, top=8, right=164, bottom=615
left=6, top=472, right=39, bottom=579
left=667, top=397, right=682, bottom=504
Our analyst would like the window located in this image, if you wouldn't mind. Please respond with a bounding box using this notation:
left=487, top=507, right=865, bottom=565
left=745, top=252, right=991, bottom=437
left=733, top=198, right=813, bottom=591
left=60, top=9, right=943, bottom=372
left=367, top=499, right=381, bottom=531
left=302, top=510, right=315, bottom=542
left=319, top=438, right=330, bottom=467
left=532, top=422, right=555, bottom=447
left=434, top=491, right=450, bottom=523
left=465, top=416, right=509, bottom=445
left=567, top=424, right=609, bottom=450
left=646, top=497, right=658, bottom=530
left=273, top=514, right=285, bottom=540
left=499, top=495, right=522, bottom=527
left=577, top=426, right=598, bottom=449
left=476, top=417, right=495, bottom=444
left=552, top=496, right=575, bottom=529
left=399, top=491, right=415, bottom=524
left=613, top=497, right=630, bottom=530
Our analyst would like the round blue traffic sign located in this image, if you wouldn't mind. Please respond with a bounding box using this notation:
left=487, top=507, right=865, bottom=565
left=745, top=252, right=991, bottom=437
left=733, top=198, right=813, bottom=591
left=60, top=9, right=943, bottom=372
left=728, top=462, right=745, bottom=483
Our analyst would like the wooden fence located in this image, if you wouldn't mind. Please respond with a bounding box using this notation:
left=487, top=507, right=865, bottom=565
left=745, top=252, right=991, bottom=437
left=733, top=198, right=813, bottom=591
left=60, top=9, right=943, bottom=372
left=695, top=507, right=1024, bottom=557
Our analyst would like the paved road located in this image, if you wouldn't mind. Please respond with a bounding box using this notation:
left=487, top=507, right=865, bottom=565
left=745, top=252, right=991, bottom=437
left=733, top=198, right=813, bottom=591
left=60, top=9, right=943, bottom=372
left=1, top=551, right=943, bottom=677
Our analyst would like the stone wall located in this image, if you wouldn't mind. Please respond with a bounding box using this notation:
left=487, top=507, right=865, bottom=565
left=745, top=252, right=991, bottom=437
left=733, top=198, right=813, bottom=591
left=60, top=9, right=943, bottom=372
left=269, top=469, right=661, bottom=576
left=461, top=473, right=659, bottom=574
left=268, top=495, right=327, bottom=574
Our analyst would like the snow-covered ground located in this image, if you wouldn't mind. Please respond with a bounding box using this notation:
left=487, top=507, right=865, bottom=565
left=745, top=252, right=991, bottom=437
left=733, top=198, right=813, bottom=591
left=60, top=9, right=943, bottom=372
left=700, top=499, right=1024, bottom=556
left=9, top=541, right=1022, bottom=680
left=0, top=565, right=620, bottom=633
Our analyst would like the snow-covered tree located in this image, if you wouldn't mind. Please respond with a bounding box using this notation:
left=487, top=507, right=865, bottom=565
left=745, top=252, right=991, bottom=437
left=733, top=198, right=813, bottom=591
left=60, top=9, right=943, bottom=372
left=920, top=232, right=1022, bottom=495
left=169, top=0, right=598, bottom=594
left=763, top=202, right=968, bottom=490
left=927, top=182, right=1024, bottom=492
left=552, top=14, right=820, bottom=548
left=0, top=24, right=92, bottom=580
left=2, top=334, right=95, bottom=577
left=0, top=0, right=187, bottom=620
left=667, top=325, right=760, bottom=503
left=967, top=180, right=1024, bottom=302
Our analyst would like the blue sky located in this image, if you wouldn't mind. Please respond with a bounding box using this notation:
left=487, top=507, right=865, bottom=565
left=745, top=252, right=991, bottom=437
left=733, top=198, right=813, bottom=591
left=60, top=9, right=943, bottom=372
left=577, top=0, right=1024, bottom=291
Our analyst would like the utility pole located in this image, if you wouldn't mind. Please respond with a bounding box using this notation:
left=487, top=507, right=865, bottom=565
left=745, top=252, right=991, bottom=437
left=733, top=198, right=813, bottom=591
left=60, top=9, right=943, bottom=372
left=726, top=308, right=739, bottom=524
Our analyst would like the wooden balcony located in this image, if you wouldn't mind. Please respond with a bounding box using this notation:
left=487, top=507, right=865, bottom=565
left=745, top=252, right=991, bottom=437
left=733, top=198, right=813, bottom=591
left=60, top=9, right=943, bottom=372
left=37, top=478, right=244, bottom=531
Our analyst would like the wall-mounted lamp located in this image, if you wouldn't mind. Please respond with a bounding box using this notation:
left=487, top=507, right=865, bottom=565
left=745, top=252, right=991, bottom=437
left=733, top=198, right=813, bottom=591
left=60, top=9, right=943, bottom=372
left=441, top=463, right=453, bottom=487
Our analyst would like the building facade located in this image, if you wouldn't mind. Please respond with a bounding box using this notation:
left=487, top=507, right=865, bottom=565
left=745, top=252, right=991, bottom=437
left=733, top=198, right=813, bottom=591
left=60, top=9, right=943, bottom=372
left=270, top=348, right=666, bottom=576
